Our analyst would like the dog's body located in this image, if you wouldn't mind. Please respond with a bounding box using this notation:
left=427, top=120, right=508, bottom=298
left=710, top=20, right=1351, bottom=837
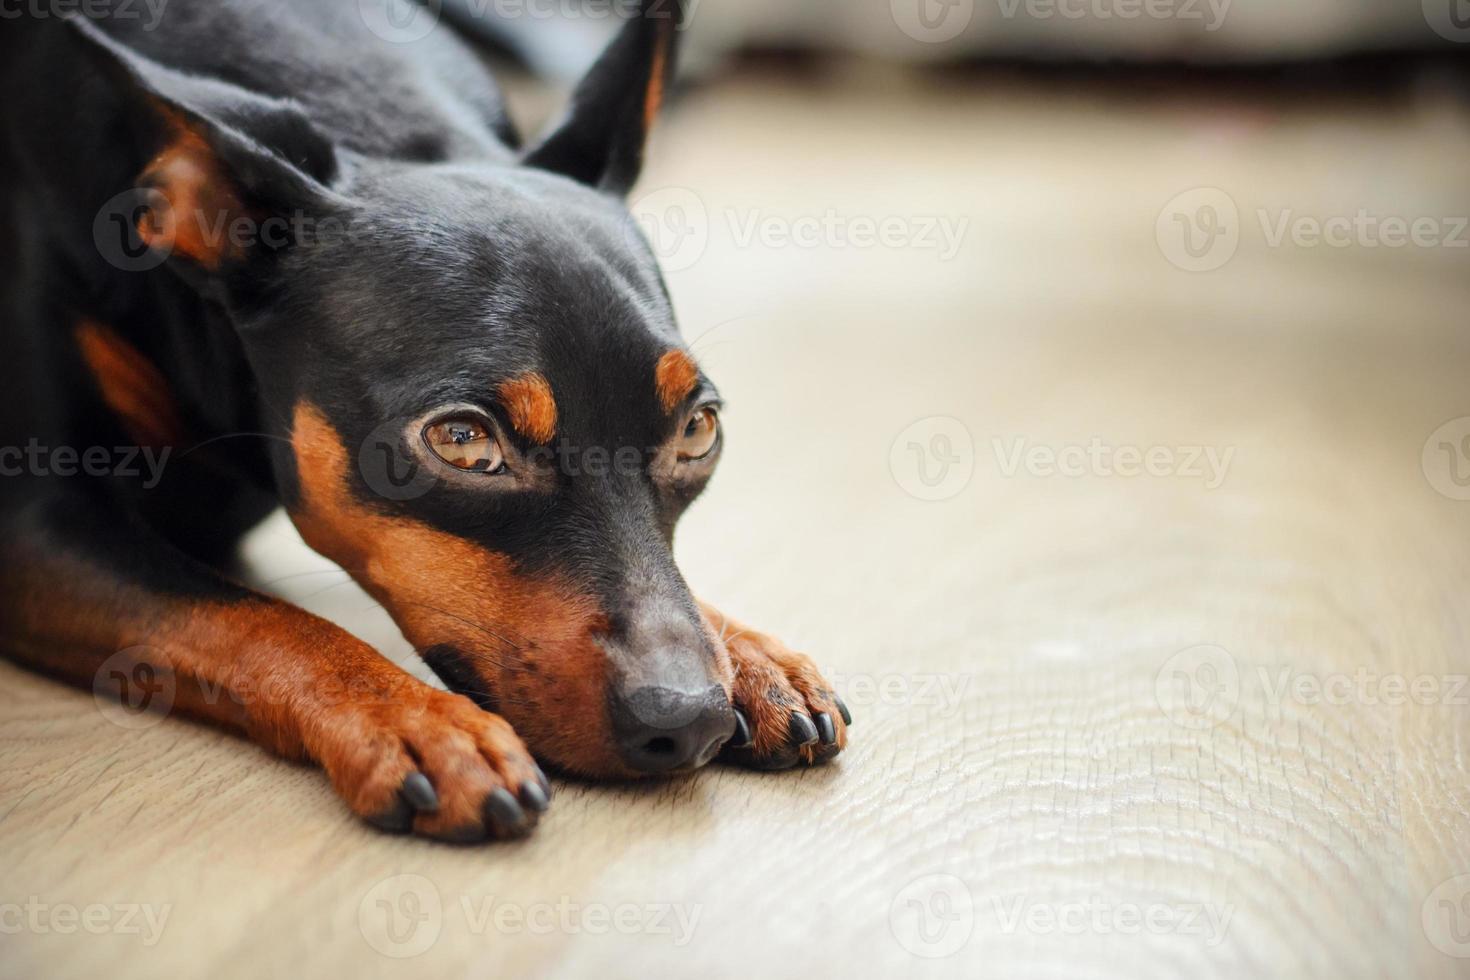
left=0, top=0, right=847, bottom=841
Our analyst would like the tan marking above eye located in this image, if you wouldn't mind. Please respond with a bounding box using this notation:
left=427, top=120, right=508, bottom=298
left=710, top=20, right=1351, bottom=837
left=498, top=373, right=558, bottom=444
left=677, top=406, right=720, bottom=461
left=654, top=350, right=699, bottom=414
left=424, top=416, right=505, bottom=472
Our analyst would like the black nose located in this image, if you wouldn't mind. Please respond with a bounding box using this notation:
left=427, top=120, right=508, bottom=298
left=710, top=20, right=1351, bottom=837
left=611, top=684, right=735, bottom=773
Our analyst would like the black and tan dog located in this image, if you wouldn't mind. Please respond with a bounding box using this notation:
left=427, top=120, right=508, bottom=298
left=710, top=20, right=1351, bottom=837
left=0, top=0, right=848, bottom=841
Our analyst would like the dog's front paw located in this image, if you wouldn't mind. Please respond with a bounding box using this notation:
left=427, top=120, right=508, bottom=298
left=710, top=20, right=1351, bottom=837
left=701, top=604, right=851, bottom=770
left=312, top=684, right=551, bottom=842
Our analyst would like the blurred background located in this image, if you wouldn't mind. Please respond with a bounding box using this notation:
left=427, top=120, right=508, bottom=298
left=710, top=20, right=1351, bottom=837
left=476, top=3, right=1470, bottom=976
left=479, top=0, right=1470, bottom=74
left=8, top=3, right=1470, bottom=979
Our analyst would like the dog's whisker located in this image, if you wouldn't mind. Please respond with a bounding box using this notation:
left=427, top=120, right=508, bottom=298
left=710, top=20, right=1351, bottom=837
left=175, top=430, right=294, bottom=460
left=685, top=312, right=768, bottom=356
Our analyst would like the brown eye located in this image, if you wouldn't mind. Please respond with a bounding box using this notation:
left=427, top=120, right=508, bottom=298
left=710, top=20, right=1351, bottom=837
left=423, top=416, right=505, bottom=473
left=677, top=406, right=720, bottom=461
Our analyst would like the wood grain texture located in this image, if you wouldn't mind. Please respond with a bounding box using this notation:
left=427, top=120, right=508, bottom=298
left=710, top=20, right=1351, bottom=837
left=3, top=70, right=1470, bottom=979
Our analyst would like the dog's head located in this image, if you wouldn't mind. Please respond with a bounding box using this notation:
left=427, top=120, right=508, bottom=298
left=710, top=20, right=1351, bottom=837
left=75, top=2, right=740, bottom=776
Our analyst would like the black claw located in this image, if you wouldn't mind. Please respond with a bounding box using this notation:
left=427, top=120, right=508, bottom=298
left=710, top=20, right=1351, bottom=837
left=834, top=695, right=852, bottom=727
left=439, top=823, right=489, bottom=845
left=519, top=780, right=550, bottom=814
left=788, top=712, right=819, bottom=746
left=484, top=787, right=528, bottom=834
left=400, top=772, right=439, bottom=813
left=754, top=751, right=801, bottom=771
left=366, top=795, right=414, bottom=834
left=813, top=712, right=837, bottom=745
left=730, top=708, right=752, bottom=748
left=534, top=765, right=553, bottom=803
left=718, top=740, right=800, bottom=771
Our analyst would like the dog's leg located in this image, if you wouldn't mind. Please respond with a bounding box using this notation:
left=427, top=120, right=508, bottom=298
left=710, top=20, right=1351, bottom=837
left=699, top=602, right=850, bottom=770
left=0, top=492, right=550, bottom=840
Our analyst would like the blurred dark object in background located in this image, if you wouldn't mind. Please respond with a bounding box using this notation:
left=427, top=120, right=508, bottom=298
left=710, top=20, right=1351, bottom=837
left=450, top=0, right=1470, bottom=78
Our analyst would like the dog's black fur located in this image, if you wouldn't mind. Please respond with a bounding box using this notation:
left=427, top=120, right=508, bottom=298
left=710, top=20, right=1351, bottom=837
left=2, top=0, right=694, bottom=574
left=0, top=0, right=847, bottom=841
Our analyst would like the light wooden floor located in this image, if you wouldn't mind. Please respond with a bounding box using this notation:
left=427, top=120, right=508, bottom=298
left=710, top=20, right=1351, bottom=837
left=4, top=68, right=1470, bottom=979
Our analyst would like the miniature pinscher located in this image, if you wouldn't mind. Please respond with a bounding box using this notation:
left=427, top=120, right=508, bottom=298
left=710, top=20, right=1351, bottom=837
left=0, top=0, right=848, bottom=842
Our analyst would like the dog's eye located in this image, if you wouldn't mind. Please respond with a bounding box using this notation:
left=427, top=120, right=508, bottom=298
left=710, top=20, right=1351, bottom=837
left=423, top=416, right=505, bottom=473
left=677, top=406, right=720, bottom=461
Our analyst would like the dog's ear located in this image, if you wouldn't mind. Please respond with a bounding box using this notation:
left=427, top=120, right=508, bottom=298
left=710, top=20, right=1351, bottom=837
left=69, top=18, right=339, bottom=282
left=522, top=0, right=684, bottom=195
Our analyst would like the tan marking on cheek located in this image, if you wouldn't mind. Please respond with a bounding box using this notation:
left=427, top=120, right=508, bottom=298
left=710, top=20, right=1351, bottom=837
left=654, top=349, right=698, bottom=414
left=497, top=373, right=558, bottom=444
left=74, top=319, right=186, bottom=449
left=288, top=402, right=630, bottom=776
